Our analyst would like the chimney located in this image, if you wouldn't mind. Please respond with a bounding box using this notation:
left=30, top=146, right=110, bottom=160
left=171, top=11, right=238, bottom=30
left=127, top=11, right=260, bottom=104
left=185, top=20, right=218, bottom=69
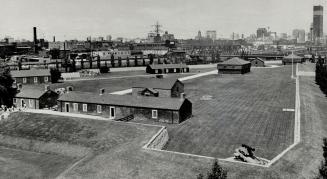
left=44, top=85, right=50, bottom=91
left=53, top=36, right=56, bottom=42
left=99, top=88, right=105, bottom=95
left=66, top=86, right=73, bottom=93
left=33, top=27, right=38, bottom=53
left=180, top=93, right=186, bottom=100
left=17, top=83, right=22, bottom=91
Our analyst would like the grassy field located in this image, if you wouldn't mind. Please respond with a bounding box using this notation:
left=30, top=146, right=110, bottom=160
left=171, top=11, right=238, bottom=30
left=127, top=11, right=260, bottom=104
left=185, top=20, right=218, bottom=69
left=165, top=66, right=296, bottom=160
left=0, top=147, right=75, bottom=179
left=49, top=69, right=215, bottom=93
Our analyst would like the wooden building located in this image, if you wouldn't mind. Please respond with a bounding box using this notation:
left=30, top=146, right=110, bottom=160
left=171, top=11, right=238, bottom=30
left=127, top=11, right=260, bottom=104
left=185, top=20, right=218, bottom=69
left=250, top=58, right=265, bottom=67
left=11, top=69, right=51, bottom=84
left=13, top=85, right=59, bottom=109
left=57, top=90, right=192, bottom=124
left=132, top=78, right=184, bottom=98
left=282, top=54, right=304, bottom=65
left=146, top=64, right=189, bottom=74
left=217, top=57, right=251, bottom=74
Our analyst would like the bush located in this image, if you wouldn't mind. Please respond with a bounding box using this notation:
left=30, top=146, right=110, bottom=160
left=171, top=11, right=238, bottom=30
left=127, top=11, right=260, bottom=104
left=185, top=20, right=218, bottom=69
left=197, top=159, right=227, bottom=179
left=100, top=66, right=110, bottom=73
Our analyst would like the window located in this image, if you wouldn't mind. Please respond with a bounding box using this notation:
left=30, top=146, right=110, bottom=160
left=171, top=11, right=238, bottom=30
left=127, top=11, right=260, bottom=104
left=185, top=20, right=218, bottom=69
left=23, top=78, right=27, bottom=83
left=152, top=110, right=158, bottom=119
left=110, top=107, right=115, bottom=119
left=73, top=103, right=78, bottom=111
left=174, top=69, right=176, bottom=73
left=44, top=76, right=48, bottom=82
left=65, top=103, right=70, bottom=112
left=97, top=105, right=102, bottom=113
left=13, top=98, right=17, bottom=104
left=29, top=99, right=33, bottom=108
left=34, top=77, right=38, bottom=83
left=83, top=104, right=87, bottom=112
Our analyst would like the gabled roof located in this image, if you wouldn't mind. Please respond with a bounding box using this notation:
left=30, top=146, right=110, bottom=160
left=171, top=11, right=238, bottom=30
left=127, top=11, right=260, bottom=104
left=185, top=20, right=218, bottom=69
left=58, top=91, right=188, bottom=110
left=250, top=58, right=265, bottom=62
left=11, top=69, right=50, bottom=78
left=15, top=86, right=54, bottom=99
left=283, top=54, right=303, bottom=59
left=132, top=78, right=180, bottom=90
left=148, top=64, right=189, bottom=70
left=218, top=57, right=250, bottom=66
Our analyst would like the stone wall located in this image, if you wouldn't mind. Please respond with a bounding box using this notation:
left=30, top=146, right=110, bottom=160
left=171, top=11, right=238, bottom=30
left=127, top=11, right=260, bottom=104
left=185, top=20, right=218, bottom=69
left=145, top=127, right=169, bottom=150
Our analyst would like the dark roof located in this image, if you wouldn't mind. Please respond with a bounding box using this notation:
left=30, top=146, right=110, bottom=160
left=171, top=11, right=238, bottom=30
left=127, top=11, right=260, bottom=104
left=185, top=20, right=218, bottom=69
left=11, top=69, right=50, bottom=78
left=148, top=64, right=189, bottom=70
left=218, top=57, right=250, bottom=66
left=15, top=87, right=53, bottom=99
left=283, top=54, right=302, bottom=59
left=250, top=58, right=265, bottom=62
left=132, top=78, right=180, bottom=89
left=58, top=91, right=187, bottom=110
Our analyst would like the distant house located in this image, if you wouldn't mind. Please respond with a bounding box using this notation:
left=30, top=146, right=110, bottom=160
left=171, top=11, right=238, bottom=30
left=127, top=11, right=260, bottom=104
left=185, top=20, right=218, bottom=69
left=282, top=54, right=304, bottom=65
left=132, top=78, right=184, bottom=98
left=11, top=69, right=51, bottom=84
left=217, top=57, right=251, bottom=74
left=146, top=64, right=190, bottom=74
left=13, top=85, right=59, bottom=109
left=57, top=90, right=192, bottom=124
left=250, top=58, right=265, bottom=67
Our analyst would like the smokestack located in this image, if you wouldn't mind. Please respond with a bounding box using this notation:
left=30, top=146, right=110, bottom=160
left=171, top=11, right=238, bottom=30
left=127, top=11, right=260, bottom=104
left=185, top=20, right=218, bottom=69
left=33, top=27, right=38, bottom=53
left=53, top=36, right=56, bottom=42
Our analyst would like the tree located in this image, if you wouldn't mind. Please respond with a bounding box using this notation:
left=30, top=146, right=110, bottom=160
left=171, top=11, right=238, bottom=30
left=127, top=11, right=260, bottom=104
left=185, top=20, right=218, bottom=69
left=197, top=160, right=227, bottom=179
left=111, top=54, right=115, bottom=67
left=50, top=68, right=61, bottom=83
left=97, top=55, right=101, bottom=69
left=0, top=67, right=15, bottom=107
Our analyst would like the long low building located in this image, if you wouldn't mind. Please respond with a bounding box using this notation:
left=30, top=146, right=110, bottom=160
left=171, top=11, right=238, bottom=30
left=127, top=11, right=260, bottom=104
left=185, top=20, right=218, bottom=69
left=11, top=69, right=51, bottom=84
left=282, top=54, right=304, bottom=65
left=57, top=90, right=192, bottom=124
left=146, top=64, right=190, bottom=74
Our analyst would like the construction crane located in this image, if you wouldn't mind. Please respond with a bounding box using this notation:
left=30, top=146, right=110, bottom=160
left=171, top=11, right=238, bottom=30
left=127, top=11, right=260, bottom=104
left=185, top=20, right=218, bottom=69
left=152, top=21, right=162, bottom=36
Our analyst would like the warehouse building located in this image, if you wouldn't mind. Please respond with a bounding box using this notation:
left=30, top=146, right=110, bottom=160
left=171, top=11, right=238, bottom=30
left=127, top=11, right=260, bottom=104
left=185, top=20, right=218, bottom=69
left=217, top=57, right=251, bottom=74
left=146, top=64, right=189, bottom=74
left=11, top=69, right=51, bottom=84
left=132, top=78, right=184, bottom=98
left=57, top=90, right=192, bottom=124
left=282, top=54, right=304, bottom=65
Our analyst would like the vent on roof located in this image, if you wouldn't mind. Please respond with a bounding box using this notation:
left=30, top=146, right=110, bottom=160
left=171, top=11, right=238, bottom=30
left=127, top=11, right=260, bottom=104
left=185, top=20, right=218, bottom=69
left=44, top=85, right=50, bottom=91
left=66, top=86, right=73, bottom=93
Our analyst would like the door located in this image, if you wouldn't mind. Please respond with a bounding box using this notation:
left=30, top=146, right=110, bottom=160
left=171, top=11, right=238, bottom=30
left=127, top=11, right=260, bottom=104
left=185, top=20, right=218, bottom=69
left=65, top=103, right=70, bottom=112
left=110, top=107, right=115, bottom=119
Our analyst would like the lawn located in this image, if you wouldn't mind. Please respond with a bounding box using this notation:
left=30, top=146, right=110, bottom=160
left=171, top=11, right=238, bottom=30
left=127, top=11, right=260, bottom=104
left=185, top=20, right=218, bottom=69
left=0, top=147, right=75, bottom=179
left=165, top=66, right=296, bottom=160
left=49, top=69, right=214, bottom=94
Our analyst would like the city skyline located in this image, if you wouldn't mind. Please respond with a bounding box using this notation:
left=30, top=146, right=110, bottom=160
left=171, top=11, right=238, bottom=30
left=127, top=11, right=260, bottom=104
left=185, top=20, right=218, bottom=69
left=1, top=0, right=325, bottom=41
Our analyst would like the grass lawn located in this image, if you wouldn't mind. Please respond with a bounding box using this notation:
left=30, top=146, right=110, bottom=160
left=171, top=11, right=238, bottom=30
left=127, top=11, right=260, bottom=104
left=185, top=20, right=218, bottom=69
left=49, top=69, right=214, bottom=94
left=165, top=66, right=296, bottom=160
left=0, top=147, right=75, bottom=179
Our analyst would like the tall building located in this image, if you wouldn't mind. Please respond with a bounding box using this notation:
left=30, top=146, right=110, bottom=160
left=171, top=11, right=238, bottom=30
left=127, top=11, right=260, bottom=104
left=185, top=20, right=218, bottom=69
left=162, top=31, right=175, bottom=41
left=195, top=30, right=202, bottom=40
left=313, top=5, right=323, bottom=41
left=292, top=29, right=306, bottom=43
left=206, top=30, right=216, bottom=40
left=106, top=35, right=112, bottom=41
left=256, top=28, right=268, bottom=38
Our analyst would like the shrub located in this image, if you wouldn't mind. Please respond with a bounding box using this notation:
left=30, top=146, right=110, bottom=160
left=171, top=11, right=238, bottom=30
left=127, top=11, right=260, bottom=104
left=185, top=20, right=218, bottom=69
left=100, top=66, right=110, bottom=73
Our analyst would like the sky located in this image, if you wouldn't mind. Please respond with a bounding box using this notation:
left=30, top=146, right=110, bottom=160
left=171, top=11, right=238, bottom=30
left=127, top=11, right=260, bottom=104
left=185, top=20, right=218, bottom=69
left=0, top=0, right=325, bottom=41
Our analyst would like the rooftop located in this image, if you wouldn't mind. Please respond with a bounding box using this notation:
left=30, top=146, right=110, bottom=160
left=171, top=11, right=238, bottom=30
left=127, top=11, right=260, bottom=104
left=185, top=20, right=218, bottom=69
left=11, top=69, right=50, bottom=78
left=132, top=78, right=180, bottom=89
left=283, top=54, right=303, bottom=59
left=218, top=57, right=250, bottom=66
left=148, top=64, right=189, bottom=70
left=15, top=86, right=52, bottom=99
left=58, top=91, right=188, bottom=110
